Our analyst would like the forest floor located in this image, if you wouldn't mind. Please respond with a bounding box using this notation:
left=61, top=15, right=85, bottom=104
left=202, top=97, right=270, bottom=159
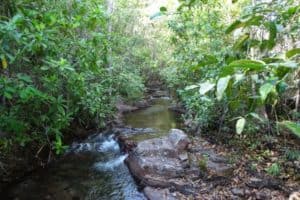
left=119, top=82, right=300, bottom=200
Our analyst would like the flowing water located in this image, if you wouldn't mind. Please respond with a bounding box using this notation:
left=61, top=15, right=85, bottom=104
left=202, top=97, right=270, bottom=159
left=2, top=97, right=182, bottom=200
left=123, top=98, right=182, bottom=141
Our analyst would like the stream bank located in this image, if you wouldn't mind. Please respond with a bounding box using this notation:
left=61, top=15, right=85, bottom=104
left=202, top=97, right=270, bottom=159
left=1, top=87, right=299, bottom=199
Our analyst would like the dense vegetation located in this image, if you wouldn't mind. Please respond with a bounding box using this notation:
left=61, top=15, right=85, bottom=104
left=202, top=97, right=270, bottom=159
left=0, top=0, right=167, bottom=154
left=159, top=0, right=300, bottom=177
left=0, top=0, right=299, bottom=180
left=162, top=0, right=300, bottom=142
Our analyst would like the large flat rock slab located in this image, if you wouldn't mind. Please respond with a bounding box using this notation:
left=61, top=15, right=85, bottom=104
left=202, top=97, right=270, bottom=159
left=124, top=129, right=234, bottom=198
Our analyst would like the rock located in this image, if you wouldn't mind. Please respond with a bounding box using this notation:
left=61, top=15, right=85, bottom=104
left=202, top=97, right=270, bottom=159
left=129, top=155, right=184, bottom=178
left=152, top=90, right=169, bottom=98
left=124, top=128, right=233, bottom=198
left=126, top=129, right=192, bottom=190
left=144, top=187, right=177, bottom=200
left=255, top=189, right=269, bottom=200
left=188, top=148, right=233, bottom=177
left=247, top=177, right=264, bottom=188
left=168, top=105, right=185, bottom=114
left=134, top=100, right=150, bottom=109
left=246, top=177, right=283, bottom=190
left=206, top=159, right=234, bottom=177
left=118, top=135, right=137, bottom=152
left=116, top=100, right=138, bottom=113
left=178, top=153, right=188, bottom=161
left=168, top=129, right=190, bottom=151
left=231, top=188, right=245, bottom=196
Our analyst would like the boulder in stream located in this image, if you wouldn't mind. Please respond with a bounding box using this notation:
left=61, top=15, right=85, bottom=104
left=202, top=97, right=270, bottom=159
left=125, top=129, right=193, bottom=193
left=125, top=129, right=234, bottom=198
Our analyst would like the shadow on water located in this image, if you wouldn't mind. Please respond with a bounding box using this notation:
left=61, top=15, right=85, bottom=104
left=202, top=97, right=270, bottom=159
left=1, top=97, right=182, bottom=200
left=2, top=134, right=146, bottom=200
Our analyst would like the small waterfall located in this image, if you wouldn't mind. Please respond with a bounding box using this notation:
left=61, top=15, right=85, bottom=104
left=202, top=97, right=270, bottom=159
left=94, top=154, right=128, bottom=171
left=68, top=134, right=120, bottom=153
left=101, top=135, right=120, bottom=152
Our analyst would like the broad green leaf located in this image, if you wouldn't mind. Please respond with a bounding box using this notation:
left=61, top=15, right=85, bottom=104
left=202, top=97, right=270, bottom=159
left=282, top=6, right=300, bottom=20
left=279, top=121, right=300, bottom=138
left=266, top=22, right=277, bottom=49
left=188, top=0, right=196, bottom=6
left=150, top=12, right=163, bottom=20
left=190, top=55, right=218, bottom=70
left=286, top=48, right=300, bottom=58
left=226, top=16, right=263, bottom=34
left=199, top=55, right=218, bottom=66
left=199, top=81, right=215, bottom=95
left=233, top=34, right=250, bottom=50
left=185, top=85, right=199, bottom=90
left=220, top=65, right=235, bottom=76
left=245, top=15, right=264, bottom=26
left=236, top=117, right=246, bottom=134
left=234, top=73, right=244, bottom=84
left=216, top=76, right=231, bottom=101
left=4, top=91, right=13, bottom=99
left=225, top=20, right=244, bottom=34
left=259, top=83, right=275, bottom=102
left=262, top=57, right=284, bottom=64
left=279, top=61, right=298, bottom=68
left=269, top=61, right=298, bottom=68
left=260, top=40, right=269, bottom=51
left=17, top=74, right=32, bottom=83
left=229, top=59, right=265, bottom=71
left=249, top=112, right=265, bottom=122
left=276, top=81, right=288, bottom=94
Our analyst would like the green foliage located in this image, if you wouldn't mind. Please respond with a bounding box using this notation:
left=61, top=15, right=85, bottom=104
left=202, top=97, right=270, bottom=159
left=286, top=48, right=300, bottom=58
left=236, top=117, right=246, bottom=135
left=259, top=83, right=275, bottom=102
left=198, top=154, right=209, bottom=171
left=0, top=0, right=113, bottom=153
left=216, top=76, right=231, bottom=101
left=0, top=0, right=153, bottom=154
left=279, top=121, right=300, bottom=138
left=115, top=72, right=145, bottom=101
left=227, top=59, right=265, bottom=72
left=163, top=0, right=300, bottom=141
left=285, top=149, right=300, bottom=161
left=266, top=163, right=281, bottom=176
left=53, top=135, right=68, bottom=155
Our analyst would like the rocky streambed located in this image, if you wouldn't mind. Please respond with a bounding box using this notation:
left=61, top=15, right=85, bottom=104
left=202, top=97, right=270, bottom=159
left=1, top=93, right=297, bottom=199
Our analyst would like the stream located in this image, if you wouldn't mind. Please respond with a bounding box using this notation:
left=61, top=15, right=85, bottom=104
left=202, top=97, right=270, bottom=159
left=2, top=97, right=182, bottom=200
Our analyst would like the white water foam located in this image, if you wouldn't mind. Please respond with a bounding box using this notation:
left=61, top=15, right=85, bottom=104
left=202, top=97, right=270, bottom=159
left=94, top=154, right=128, bottom=171
left=68, top=134, right=119, bottom=153
left=100, top=136, right=120, bottom=152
